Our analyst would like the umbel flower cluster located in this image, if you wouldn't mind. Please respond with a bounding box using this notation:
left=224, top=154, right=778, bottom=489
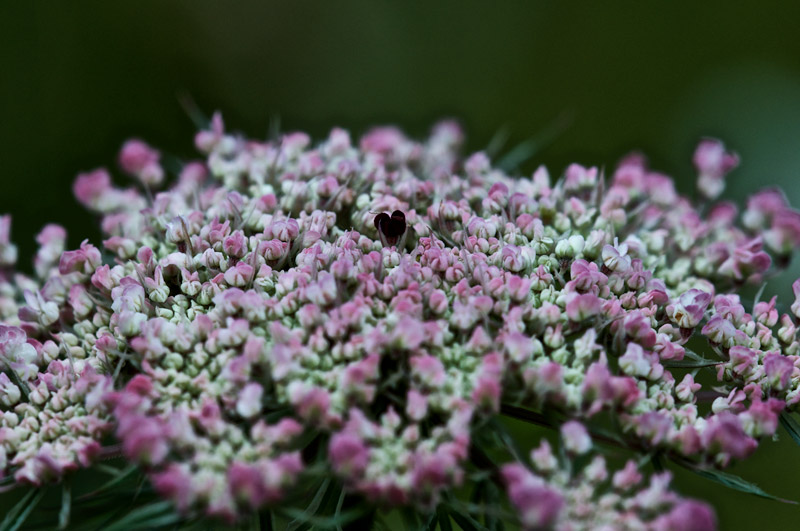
left=2, top=114, right=800, bottom=529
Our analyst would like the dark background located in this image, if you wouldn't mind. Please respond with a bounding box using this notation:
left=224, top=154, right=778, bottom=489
left=2, top=2, right=800, bottom=528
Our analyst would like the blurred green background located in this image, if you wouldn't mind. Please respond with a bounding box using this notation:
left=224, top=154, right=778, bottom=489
left=2, top=1, right=800, bottom=528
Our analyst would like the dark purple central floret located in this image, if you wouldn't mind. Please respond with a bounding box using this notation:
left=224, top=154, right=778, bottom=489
left=373, top=209, right=406, bottom=247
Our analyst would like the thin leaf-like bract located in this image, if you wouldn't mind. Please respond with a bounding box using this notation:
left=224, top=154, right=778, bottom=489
left=278, top=506, right=372, bottom=529
left=103, top=500, right=180, bottom=531
left=662, top=358, right=721, bottom=368
left=74, top=465, right=140, bottom=503
left=682, top=463, right=796, bottom=504
left=780, top=412, right=800, bottom=448
left=0, top=489, right=44, bottom=531
left=437, top=505, right=453, bottom=531
left=58, top=481, right=71, bottom=530
left=448, top=507, right=488, bottom=531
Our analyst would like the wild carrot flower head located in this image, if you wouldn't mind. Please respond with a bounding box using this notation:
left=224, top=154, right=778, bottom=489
left=2, top=114, right=800, bottom=529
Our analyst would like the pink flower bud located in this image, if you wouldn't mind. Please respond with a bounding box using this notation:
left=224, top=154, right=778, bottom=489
left=224, top=262, right=254, bottom=287
left=701, top=412, right=756, bottom=463
left=502, top=464, right=564, bottom=529
left=619, top=343, right=663, bottom=380
left=565, top=293, right=601, bottom=321
left=236, top=383, right=264, bottom=419
left=121, top=416, right=169, bottom=466
left=561, top=420, right=592, bottom=455
left=763, top=352, right=795, bottom=390
left=68, top=284, right=93, bottom=319
left=505, top=332, right=534, bottom=364
left=91, top=265, right=115, bottom=292
left=195, top=112, right=225, bottom=152
left=410, top=355, right=446, bottom=390
left=653, top=500, right=716, bottom=531
left=666, top=289, right=711, bottom=329
left=153, top=465, right=195, bottom=513
left=464, top=152, right=490, bottom=177
left=329, top=432, right=370, bottom=478
left=178, top=161, right=207, bottom=190
left=73, top=168, right=112, bottom=209
left=740, top=398, right=783, bottom=437
left=59, top=240, right=102, bottom=276
left=719, top=238, right=772, bottom=281
left=623, top=310, right=657, bottom=348
left=223, top=231, right=248, bottom=258
left=340, top=355, right=379, bottom=403
left=0, top=373, right=21, bottom=407
left=693, top=138, right=739, bottom=200
left=744, top=188, right=787, bottom=230
left=602, top=243, right=631, bottom=272
left=676, top=374, right=701, bottom=402
left=268, top=218, right=300, bottom=242
left=564, top=163, right=598, bottom=191
left=764, top=208, right=800, bottom=255
left=119, top=139, right=164, bottom=186
left=406, top=389, right=429, bottom=421
left=612, top=460, right=642, bottom=491
left=530, top=440, right=558, bottom=473
left=753, top=297, right=778, bottom=328
left=701, top=315, right=738, bottom=345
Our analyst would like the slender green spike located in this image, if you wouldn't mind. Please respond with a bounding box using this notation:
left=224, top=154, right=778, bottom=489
left=753, top=281, right=767, bottom=307
left=278, top=507, right=371, bottom=528
left=286, top=478, right=330, bottom=531
left=437, top=506, right=453, bottom=531
left=1, top=489, right=45, bottom=531
left=496, top=111, right=575, bottom=171
left=59, top=481, right=72, bottom=530
left=423, top=512, right=439, bottom=531
left=681, top=462, right=795, bottom=504
left=780, top=412, right=800, bottom=447
left=0, top=489, right=35, bottom=531
left=76, top=465, right=139, bottom=502
left=176, top=91, right=210, bottom=130
left=448, top=509, right=487, bottom=531
left=485, top=126, right=510, bottom=158
left=103, top=501, right=177, bottom=531
left=663, top=358, right=720, bottom=368
left=334, top=488, right=346, bottom=531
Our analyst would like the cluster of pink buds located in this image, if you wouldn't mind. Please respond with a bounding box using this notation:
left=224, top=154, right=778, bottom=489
left=3, top=112, right=800, bottom=529
left=502, top=421, right=716, bottom=530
